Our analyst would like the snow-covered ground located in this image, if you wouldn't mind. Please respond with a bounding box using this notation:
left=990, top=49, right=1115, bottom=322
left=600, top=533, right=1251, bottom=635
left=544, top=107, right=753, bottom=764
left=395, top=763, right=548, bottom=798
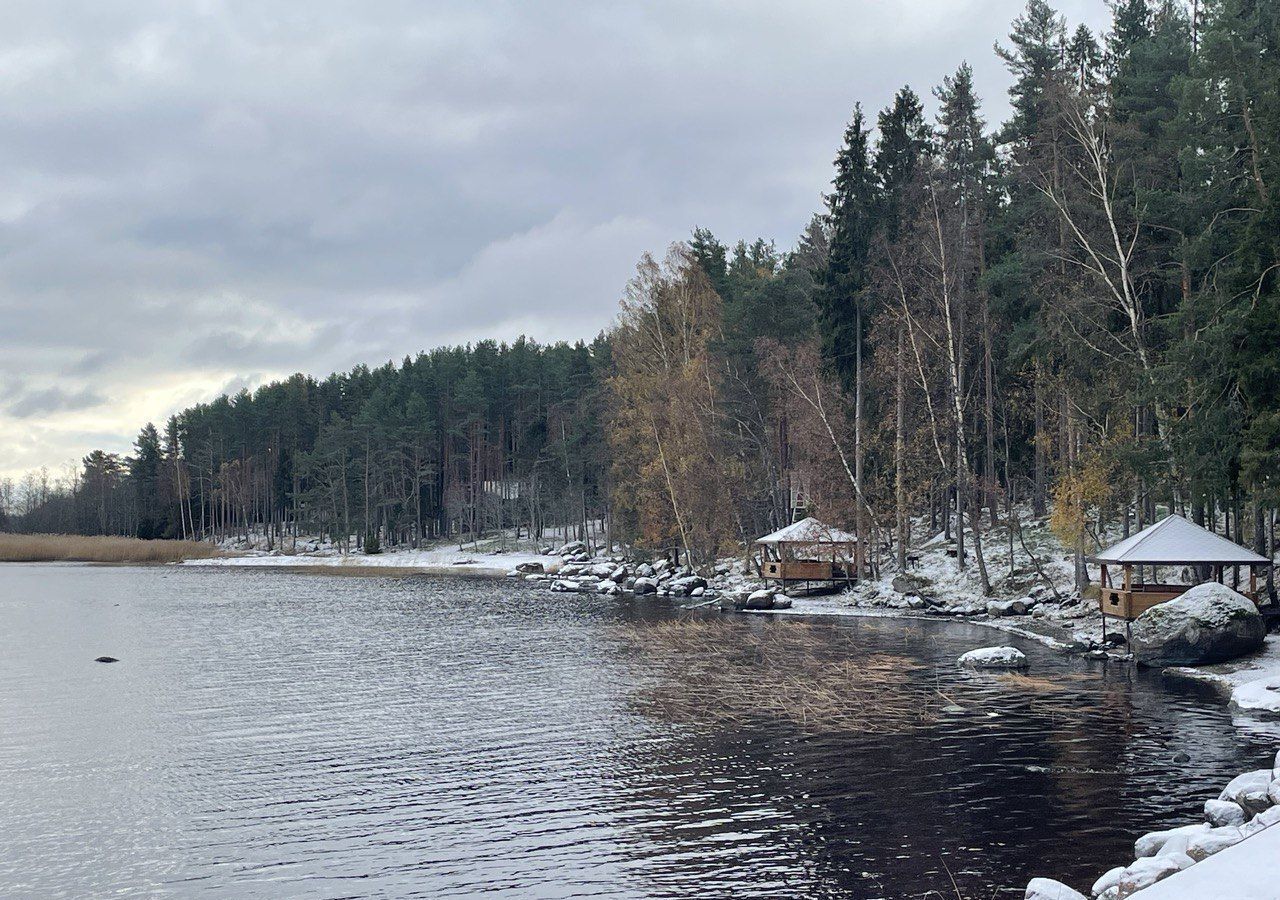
left=184, top=544, right=558, bottom=576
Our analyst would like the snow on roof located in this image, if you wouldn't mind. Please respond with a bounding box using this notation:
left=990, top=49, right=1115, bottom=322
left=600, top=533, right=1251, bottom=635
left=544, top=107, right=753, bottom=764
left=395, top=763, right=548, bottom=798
left=1090, top=514, right=1270, bottom=565
left=755, top=516, right=857, bottom=545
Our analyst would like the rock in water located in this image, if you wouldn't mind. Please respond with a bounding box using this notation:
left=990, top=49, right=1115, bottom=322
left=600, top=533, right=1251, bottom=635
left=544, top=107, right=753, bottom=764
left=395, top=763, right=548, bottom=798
left=94, top=656, right=119, bottom=663
left=1128, top=582, right=1265, bottom=667
left=958, top=646, right=1028, bottom=669
left=1023, top=878, right=1086, bottom=900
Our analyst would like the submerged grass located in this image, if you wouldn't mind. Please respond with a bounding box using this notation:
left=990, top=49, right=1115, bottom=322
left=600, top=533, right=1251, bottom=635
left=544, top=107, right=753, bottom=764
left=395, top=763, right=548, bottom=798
left=0, top=533, right=220, bottom=564
left=614, top=618, right=938, bottom=735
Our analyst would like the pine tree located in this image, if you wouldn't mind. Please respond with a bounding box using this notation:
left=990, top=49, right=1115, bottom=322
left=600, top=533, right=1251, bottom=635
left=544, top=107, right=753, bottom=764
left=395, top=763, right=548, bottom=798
left=819, top=105, right=877, bottom=393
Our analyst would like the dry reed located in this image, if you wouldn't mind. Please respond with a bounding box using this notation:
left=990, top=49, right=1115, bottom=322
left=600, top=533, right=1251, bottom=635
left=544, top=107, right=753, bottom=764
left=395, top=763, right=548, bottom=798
left=614, top=618, right=938, bottom=735
left=0, top=532, right=219, bottom=564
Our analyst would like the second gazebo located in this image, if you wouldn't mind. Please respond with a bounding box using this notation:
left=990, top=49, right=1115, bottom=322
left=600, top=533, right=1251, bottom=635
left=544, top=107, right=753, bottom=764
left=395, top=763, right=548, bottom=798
left=754, top=517, right=859, bottom=589
left=1090, top=513, right=1271, bottom=623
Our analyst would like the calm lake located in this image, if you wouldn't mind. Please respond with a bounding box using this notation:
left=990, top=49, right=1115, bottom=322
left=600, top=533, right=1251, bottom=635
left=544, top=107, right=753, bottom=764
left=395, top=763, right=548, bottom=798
left=0, top=564, right=1272, bottom=899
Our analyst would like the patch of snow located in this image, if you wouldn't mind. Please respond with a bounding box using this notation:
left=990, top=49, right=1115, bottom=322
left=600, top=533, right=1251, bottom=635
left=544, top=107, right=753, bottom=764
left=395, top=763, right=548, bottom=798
left=1232, top=676, right=1280, bottom=717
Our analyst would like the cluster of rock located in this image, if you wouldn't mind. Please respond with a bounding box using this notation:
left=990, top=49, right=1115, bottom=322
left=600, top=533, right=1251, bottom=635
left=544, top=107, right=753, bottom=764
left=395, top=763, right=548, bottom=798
left=508, top=542, right=802, bottom=610
left=1025, top=750, right=1280, bottom=899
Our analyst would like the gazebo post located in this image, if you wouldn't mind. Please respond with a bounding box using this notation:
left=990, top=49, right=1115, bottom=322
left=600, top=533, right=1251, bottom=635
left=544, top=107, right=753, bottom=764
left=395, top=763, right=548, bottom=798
left=1250, top=565, right=1257, bottom=599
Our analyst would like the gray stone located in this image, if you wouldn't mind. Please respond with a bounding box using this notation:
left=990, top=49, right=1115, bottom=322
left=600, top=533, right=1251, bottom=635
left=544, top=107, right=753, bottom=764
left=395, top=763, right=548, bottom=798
left=892, top=572, right=931, bottom=595
left=1129, top=583, right=1265, bottom=667
left=631, top=577, right=658, bottom=595
left=515, top=561, right=544, bottom=574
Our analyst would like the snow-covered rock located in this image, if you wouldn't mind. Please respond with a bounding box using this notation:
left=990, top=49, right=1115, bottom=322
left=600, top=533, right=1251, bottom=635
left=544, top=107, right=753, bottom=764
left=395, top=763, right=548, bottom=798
left=515, top=561, right=545, bottom=574
left=1217, top=769, right=1273, bottom=816
left=597, top=580, right=620, bottom=595
left=1129, top=583, right=1265, bottom=667
left=1116, top=853, right=1193, bottom=896
left=988, top=599, right=1030, bottom=616
left=958, top=646, right=1029, bottom=669
left=610, top=565, right=629, bottom=583
left=1023, top=878, right=1086, bottom=900
left=1231, top=674, right=1280, bottom=716
left=1204, top=798, right=1248, bottom=828
left=1091, top=867, right=1125, bottom=897
left=636, top=563, right=655, bottom=578
left=1186, top=825, right=1246, bottom=861
left=743, top=589, right=777, bottom=610
left=1241, top=803, right=1280, bottom=835
left=549, top=579, right=580, bottom=593
left=1135, top=823, right=1208, bottom=858
left=632, top=577, right=658, bottom=595
left=667, top=575, right=708, bottom=596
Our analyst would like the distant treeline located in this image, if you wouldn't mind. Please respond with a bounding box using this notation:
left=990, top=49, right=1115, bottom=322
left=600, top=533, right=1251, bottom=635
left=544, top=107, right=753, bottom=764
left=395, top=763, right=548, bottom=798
left=5, top=1, right=1279, bottom=589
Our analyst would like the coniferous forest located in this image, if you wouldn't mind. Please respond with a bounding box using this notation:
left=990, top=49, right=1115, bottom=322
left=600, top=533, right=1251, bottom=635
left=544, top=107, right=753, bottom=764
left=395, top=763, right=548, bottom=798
left=5, top=0, right=1279, bottom=589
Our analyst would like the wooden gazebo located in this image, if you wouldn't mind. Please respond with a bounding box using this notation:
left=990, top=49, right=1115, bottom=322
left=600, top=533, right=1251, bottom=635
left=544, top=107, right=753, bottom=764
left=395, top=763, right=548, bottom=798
left=1090, top=515, right=1271, bottom=629
left=755, top=517, right=858, bottom=588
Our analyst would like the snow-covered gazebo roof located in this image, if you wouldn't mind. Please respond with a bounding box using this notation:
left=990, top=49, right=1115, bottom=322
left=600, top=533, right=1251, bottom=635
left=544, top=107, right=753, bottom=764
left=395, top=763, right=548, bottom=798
left=1089, top=514, right=1270, bottom=566
left=755, top=517, right=857, bottom=545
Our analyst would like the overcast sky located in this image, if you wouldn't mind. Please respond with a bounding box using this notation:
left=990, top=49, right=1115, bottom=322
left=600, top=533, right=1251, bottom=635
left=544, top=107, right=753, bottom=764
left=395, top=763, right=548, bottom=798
left=0, top=0, right=1110, bottom=479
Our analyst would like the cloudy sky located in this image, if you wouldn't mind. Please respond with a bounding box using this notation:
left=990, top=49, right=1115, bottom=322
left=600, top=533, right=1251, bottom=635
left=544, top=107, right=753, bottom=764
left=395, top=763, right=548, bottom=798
left=0, top=0, right=1110, bottom=479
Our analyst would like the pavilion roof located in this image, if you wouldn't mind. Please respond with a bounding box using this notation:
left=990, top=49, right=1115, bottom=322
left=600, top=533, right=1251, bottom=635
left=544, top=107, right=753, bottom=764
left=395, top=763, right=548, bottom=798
left=1089, top=514, right=1270, bottom=566
left=755, top=516, right=857, bottom=545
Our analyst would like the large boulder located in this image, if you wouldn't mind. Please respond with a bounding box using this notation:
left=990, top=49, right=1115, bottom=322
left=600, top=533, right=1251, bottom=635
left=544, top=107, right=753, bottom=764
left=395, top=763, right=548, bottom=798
left=631, top=577, right=658, bottom=595
left=515, top=561, right=544, bottom=574
left=958, top=646, right=1029, bottom=670
left=1128, top=583, right=1265, bottom=667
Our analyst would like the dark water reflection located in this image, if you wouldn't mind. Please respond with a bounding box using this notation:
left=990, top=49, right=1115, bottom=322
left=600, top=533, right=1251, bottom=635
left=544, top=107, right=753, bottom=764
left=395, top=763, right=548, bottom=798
left=0, top=564, right=1272, bottom=898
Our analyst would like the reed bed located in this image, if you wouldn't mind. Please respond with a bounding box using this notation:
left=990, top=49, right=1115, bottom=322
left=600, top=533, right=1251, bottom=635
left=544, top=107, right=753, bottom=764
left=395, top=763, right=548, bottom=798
left=614, top=618, right=938, bottom=735
left=0, top=533, right=220, bottom=564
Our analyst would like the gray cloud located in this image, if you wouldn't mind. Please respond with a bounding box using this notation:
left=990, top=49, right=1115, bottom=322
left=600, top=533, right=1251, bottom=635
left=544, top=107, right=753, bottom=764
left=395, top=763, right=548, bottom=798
left=6, top=386, right=107, bottom=419
left=0, top=0, right=1111, bottom=476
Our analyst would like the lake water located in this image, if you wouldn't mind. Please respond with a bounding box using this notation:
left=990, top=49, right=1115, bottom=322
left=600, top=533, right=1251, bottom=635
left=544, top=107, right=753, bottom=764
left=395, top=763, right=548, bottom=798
left=0, top=564, right=1273, bottom=899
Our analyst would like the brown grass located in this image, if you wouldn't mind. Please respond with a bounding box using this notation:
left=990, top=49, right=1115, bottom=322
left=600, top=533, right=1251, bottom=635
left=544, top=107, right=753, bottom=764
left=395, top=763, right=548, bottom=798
left=0, top=533, right=220, bottom=564
left=614, top=618, right=938, bottom=735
